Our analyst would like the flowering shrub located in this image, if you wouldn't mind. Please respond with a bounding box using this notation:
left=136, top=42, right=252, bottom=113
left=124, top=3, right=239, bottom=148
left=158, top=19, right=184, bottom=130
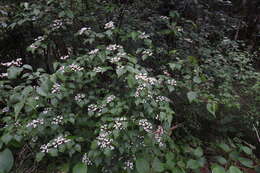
left=0, top=0, right=259, bottom=172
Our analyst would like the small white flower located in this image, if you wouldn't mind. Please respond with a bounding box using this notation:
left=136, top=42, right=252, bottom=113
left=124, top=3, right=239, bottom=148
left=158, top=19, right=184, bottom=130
left=97, top=124, right=114, bottom=150
left=51, top=115, right=63, bottom=125
left=1, top=58, right=22, bottom=67
left=88, top=104, right=99, bottom=112
left=0, top=73, right=8, bottom=78
left=155, top=96, right=171, bottom=102
left=106, top=44, right=122, bottom=51
left=51, top=83, right=61, bottom=94
left=79, top=27, right=91, bottom=35
left=93, top=67, right=103, bottom=73
left=167, top=79, right=177, bottom=86
left=160, top=16, right=169, bottom=20
left=89, top=49, right=99, bottom=55
left=142, top=49, right=153, bottom=56
left=40, top=135, right=71, bottom=153
left=2, top=107, right=9, bottom=113
left=104, top=21, right=115, bottom=29
left=75, top=93, right=85, bottom=102
left=69, top=64, right=84, bottom=72
left=106, top=95, right=116, bottom=104
left=123, top=160, right=134, bottom=170
left=138, top=31, right=150, bottom=39
left=26, top=118, right=44, bottom=128
left=60, top=55, right=69, bottom=60
left=82, top=153, right=93, bottom=165
left=138, top=119, right=153, bottom=133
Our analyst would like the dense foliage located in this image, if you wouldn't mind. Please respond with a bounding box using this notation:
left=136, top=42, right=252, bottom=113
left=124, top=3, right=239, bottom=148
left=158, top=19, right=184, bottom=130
left=0, top=0, right=259, bottom=172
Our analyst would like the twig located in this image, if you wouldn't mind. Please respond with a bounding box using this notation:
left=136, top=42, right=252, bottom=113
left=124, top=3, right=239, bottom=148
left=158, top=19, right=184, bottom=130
left=253, top=124, right=260, bottom=143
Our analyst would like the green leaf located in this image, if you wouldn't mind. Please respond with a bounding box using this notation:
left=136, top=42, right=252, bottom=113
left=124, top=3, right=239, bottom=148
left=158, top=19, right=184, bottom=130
left=152, top=157, right=164, bottom=172
left=238, top=157, right=253, bottom=168
left=0, top=148, right=14, bottom=172
left=1, top=134, right=13, bottom=144
left=22, top=65, right=33, bottom=71
left=36, top=152, right=45, bottom=162
left=136, top=158, right=150, bottom=173
left=7, top=67, right=23, bottom=79
left=72, top=163, right=87, bottom=173
left=215, top=156, right=227, bottom=165
left=218, top=143, right=231, bottom=152
left=36, top=87, right=48, bottom=97
left=240, top=146, right=252, bottom=155
left=193, top=147, right=203, bottom=157
left=187, top=91, right=198, bottom=102
left=14, top=101, right=24, bottom=119
left=228, top=166, right=243, bottom=173
left=186, top=159, right=200, bottom=170
left=207, top=102, right=218, bottom=117
left=212, top=165, right=226, bottom=173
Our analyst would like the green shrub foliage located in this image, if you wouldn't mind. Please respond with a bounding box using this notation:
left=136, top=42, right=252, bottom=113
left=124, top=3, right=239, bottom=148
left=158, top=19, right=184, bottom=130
left=0, top=0, right=259, bottom=172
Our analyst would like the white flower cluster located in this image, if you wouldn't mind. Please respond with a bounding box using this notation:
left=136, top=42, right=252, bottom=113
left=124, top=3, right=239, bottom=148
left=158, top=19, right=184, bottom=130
left=29, top=36, right=45, bottom=49
left=88, top=104, right=100, bottom=112
left=135, top=73, right=158, bottom=85
left=106, top=95, right=116, bottom=104
left=93, top=67, right=103, bottom=73
left=104, top=21, right=115, bottom=30
left=60, top=55, right=69, bottom=60
left=106, top=44, right=122, bottom=51
left=40, top=135, right=71, bottom=153
left=113, top=117, right=127, bottom=130
left=89, top=48, right=99, bottom=55
left=1, top=58, right=22, bottom=67
left=58, top=65, right=65, bottom=73
left=110, top=52, right=126, bottom=63
left=142, top=49, right=153, bottom=56
left=155, top=96, right=171, bottom=102
left=42, top=108, right=52, bottom=114
left=134, top=84, right=145, bottom=97
left=154, top=125, right=164, bottom=147
left=51, top=83, right=61, bottom=94
left=79, top=27, right=91, bottom=35
left=26, top=118, right=44, bottom=128
left=51, top=115, right=63, bottom=125
left=166, top=79, right=177, bottom=86
left=123, top=160, right=134, bottom=170
left=138, top=119, right=153, bottom=133
left=82, top=153, right=93, bottom=165
left=110, top=57, right=121, bottom=63
left=0, top=73, right=8, bottom=78
left=69, top=64, right=84, bottom=72
left=51, top=19, right=63, bottom=30
left=2, top=107, right=9, bottom=113
left=75, top=93, right=85, bottom=102
left=138, top=31, right=150, bottom=39
left=97, top=124, right=114, bottom=150
left=160, top=16, right=169, bottom=20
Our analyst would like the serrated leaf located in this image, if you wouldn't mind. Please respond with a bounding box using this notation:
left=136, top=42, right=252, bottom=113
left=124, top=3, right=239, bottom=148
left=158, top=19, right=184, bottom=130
left=0, top=148, right=14, bottom=172
left=72, top=163, right=87, bottom=173
left=136, top=158, right=150, bottom=173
